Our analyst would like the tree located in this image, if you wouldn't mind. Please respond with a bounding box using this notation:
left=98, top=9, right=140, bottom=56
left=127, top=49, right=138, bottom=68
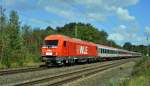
left=123, top=42, right=132, bottom=51
left=56, top=22, right=76, bottom=37
left=7, top=10, right=24, bottom=67
left=107, top=40, right=121, bottom=48
left=0, top=6, right=9, bottom=67
left=0, top=6, right=5, bottom=63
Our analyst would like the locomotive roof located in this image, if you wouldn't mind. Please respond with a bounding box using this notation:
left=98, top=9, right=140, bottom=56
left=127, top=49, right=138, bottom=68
left=45, top=34, right=96, bottom=46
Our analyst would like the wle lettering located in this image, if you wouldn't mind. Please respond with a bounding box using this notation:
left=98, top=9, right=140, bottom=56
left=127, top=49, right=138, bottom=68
left=76, top=45, right=88, bottom=54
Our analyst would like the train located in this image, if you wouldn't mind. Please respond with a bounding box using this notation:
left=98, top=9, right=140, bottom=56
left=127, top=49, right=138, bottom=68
left=41, top=34, right=141, bottom=66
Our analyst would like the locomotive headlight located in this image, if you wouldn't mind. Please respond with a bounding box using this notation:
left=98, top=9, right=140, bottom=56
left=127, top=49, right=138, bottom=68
left=46, top=52, right=52, bottom=55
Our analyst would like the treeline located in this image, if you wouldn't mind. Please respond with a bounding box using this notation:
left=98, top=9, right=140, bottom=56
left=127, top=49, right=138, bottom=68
left=123, top=42, right=150, bottom=56
left=0, top=7, right=148, bottom=68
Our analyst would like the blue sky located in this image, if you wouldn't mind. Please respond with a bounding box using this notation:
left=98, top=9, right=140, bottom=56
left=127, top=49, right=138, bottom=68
left=0, top=0, right=150, bottom=46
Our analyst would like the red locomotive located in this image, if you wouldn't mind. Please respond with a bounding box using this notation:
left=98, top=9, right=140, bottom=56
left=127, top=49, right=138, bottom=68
left=41, top=34, right=141, bottom=66
left=41, top=34, right=97, bottom=66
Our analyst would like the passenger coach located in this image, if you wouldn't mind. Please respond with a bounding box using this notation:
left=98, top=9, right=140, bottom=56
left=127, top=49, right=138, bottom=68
left=96, top=44, right=141, bottom=59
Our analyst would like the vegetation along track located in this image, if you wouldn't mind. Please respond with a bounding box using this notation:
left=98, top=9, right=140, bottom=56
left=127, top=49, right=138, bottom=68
left=0, top=66, right=47, bottom=76
left=15, top=59, right=132, bottom=86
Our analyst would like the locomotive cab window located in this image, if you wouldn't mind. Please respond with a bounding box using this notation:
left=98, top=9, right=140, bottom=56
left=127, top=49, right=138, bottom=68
left=45, top=40, right=58, bottom=46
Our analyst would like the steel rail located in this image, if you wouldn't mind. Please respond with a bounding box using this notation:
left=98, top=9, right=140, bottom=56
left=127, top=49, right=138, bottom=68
left=0, top=66, right=46, bottom=76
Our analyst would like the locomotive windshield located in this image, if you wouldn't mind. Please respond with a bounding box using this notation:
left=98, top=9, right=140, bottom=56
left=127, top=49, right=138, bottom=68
left=44, top=40, right=58, bottom=46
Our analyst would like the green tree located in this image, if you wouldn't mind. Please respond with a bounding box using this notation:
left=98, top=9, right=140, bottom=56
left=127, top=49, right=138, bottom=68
left=107, top=40, right=121, bottom=48
left=0, top=6, right=10, bottom=67
left=123, top=42, right=132, bottom=51
left=0, top=6, right=5, bottom=64
left=7, top=10, right=24, bottom=67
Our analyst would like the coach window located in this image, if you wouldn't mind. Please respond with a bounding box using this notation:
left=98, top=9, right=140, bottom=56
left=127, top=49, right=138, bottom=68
left=100, top=48, right=103, bottom=53
left=114, top=51, right=116, bottom=54
left=102, top=49, right=104, bottom=53
left=103, top=49, right=104, bottom=53
left=63, top=41, right=66, bottom=47
left=99, top=48, right=101, bottom=53
left=99, top=48, right=100, bottom=52
left=107, top=50, right=109, bottom=54
left=110, top=50, right=112, bottom=54
left=107, top=49, right=109, bottom=54
left=106, top=49, right=108, bottom=53
left=105, top=49, right=107, bottom=53
left=101, top=49, right=103, bottom=53
left=103, top=49, right=105, bottom=53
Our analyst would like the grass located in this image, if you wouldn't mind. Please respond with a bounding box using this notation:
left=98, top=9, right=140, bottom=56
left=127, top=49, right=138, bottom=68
left=0, top=57, right=41, bottom=69
left=111, top=56, right=150, bottom=86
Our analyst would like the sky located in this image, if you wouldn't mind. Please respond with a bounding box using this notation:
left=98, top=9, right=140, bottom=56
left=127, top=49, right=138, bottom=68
left=0, top=0, right=150, bottom=46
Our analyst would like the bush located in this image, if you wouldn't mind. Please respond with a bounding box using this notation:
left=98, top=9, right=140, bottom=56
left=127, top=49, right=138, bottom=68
left=120, top=57, right=150, bottom=86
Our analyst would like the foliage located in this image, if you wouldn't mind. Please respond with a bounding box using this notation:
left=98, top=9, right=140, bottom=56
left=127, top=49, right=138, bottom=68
left=112, top=57, right=150, bottom=86
left=123, top=42, right=150, bottom=56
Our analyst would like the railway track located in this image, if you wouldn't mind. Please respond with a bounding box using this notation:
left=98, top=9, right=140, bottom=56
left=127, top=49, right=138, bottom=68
left=15, top=59, right=130, bottom=86
left=0, top=61, right=110, bottom=76
left=0, top=60, right=119, bottom=76
left=0, top=61, right=115, bottom=77
left=0, top=66, right=46, bottom=76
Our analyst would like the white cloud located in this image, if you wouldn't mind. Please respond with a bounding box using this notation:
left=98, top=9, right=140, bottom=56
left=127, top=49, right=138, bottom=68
left=120, top=24, right=127, bottom=29
left=109, top=33, right=124, bottom=42
left=108, top=25, right=140, bottom=45
left=108, top=25, right=149, bottom=45
left=38, top=0, right=138, bottom=22
left=45, top=6, right=75, bottom=19
left=116, top=7, right=135, bottom=21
